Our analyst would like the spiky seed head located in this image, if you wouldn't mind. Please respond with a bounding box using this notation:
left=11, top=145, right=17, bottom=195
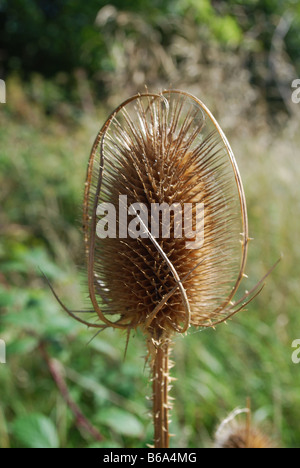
left=214, top=408, right=274, bottom=448
left=215, top=426, right=274, bottom=449
left=83, top=90, right=248, bottom=344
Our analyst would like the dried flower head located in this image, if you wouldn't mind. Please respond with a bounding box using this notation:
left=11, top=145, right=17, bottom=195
left=214, top=406, right=275, bottom=449
left=82, top=90, right=252, bottom=343
left=47, top=90, right=276, bottom=448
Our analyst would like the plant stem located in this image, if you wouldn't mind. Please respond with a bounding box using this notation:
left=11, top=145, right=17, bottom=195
left=152, top=340, right=170, bottom=448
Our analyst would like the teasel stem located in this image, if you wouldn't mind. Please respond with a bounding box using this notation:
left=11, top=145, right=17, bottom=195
left=151, top=338, right=171, bottom=448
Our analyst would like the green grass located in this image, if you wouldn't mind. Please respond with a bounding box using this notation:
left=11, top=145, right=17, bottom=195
left=0, top=79, right=299, bottom=448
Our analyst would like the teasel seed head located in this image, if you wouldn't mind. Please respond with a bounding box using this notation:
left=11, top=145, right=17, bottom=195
left=214, top=407, right=275, bottom=448
left=82, top=90, right=251, bottom=348
left=44, top=89, right=277, bottom=448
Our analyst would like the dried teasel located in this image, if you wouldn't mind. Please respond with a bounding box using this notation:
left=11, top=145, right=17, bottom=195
left=48, top=90, right=276, bottom=448
left=214, top=405, right=275, bottom=449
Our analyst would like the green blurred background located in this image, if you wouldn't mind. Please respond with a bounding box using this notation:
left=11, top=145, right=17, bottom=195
left=0, top=0, right=300, bottom=448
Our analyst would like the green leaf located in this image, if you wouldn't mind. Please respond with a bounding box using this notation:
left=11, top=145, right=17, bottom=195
left=0, top=287, right=15, bottom=308
left=88, top=441, right=122, bottom=448
left=6, top=336, right=37, bottom=355
left=3, top=288, right=79, bottom=336
left=12, top=413, right=59, bottom=448
left=97, top=408, right=144, bottom=438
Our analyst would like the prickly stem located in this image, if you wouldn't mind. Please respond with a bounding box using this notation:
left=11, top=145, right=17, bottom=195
left=151, top=339, right=171, bottom=448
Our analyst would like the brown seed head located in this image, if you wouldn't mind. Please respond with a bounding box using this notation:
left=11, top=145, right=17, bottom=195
left=214, top=408, right=274, bottom=448
left=83, top=90, right=249, bottom=345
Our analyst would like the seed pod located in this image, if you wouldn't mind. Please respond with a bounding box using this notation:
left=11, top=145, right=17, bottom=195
left=83, top=90, right=249, bottom=342
left=214, top=407, right=275, bottom=448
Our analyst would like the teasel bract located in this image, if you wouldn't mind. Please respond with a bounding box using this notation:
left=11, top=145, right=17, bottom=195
left=54, top=90, right=270, bottom=447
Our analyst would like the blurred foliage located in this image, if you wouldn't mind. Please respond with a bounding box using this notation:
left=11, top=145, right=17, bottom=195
left=0, top=0, right=300, bottom=449
left=1, top=0, right=300, bottom=111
